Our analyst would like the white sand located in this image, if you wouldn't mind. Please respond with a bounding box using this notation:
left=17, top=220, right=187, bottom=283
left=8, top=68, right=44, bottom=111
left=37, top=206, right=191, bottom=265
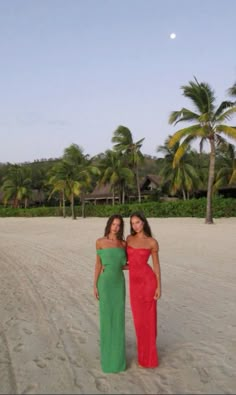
left=0, top=217, right=235, bottom=394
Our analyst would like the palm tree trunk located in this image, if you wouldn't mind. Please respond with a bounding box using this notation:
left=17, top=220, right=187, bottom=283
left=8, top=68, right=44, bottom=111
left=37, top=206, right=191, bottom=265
left=182, top=189, right=186, bottom=200
left=122, top=185, right=125, bottom=204
left=39, top=189, right=43, bottom=205
left=136, top=166, right=141, bottom=203
left=82, top=200, right=85, bottom=218
left=81, top=193, right=85, bottom=218
left=62, top=190, right=66, bottom=218
left=205, top=138, right=216, bottom=224
left=14, top=197, right=19, bottom=208
left=71, top=194, right=76, bottom=219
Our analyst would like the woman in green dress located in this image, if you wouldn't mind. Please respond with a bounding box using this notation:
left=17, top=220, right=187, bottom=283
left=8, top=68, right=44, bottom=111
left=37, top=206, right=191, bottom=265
left=93, top=214, right=128, bottom=373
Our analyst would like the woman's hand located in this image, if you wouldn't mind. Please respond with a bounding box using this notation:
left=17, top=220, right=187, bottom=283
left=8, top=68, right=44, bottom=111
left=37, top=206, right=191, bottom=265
left=94, top=286, right=99, bottom=300
left=154, top=287, right=161, bottom=300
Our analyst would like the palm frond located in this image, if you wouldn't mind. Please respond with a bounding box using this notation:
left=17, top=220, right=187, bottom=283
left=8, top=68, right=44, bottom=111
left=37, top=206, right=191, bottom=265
left=216, top=125, right=236, bottom=140
left=172, top=143, right=188, bottom=168
left=214, top=102, right=236, bottom=121
left=198, top=113, right=212, bottom=123
left=214, top=177, right=226, bottom=192
left=229, top=169, right=236, bottom=184
left=135, top=138, right=145, bottom=146
left=216, top=166, right=230, bottom=177
left=169, top=108, right=199, bottom=125
left=168, top=124, right=202, bottom=148
left=172, top=134, right=198, bottom=167
left=181, top=78, right=215, bottom=114
left=169, top=111, right=182, bottom=125
left=215, top=134, right=227, bottom=147
left=228, top=83, right=236, bottom=97
left=112, top=125, right=132, bottom=147
left=63, top=144, right=84, bottom=165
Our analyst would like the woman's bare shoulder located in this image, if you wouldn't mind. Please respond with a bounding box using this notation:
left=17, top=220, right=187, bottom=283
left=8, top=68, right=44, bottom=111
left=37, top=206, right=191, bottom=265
left=150, top=237, right=159, bottom=250
left=126, top=234, right=133, bottom=242
left=96, top=237, right=106, bottom=249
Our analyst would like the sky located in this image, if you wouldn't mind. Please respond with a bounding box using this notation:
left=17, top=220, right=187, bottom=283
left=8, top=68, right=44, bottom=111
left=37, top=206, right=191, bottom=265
left=0, top=0, right=236, bottom=164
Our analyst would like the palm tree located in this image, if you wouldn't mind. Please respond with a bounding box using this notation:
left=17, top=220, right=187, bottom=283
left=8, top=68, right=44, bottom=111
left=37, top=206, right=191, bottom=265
left=157, top=136, right=201, bottom=199
left=47, top=161, right=70, bottom=217
left=214, top=143, right=236, bottom=191
left=112, top=125, right=144, bottom=203
left=1, top=165, right=32, bottom=208
left=62, top=144, right=100, bottom=218
left=2, top=165, right=32, bottom=208
left=168, top=77, right=236, bottom=223
left=99, top=150, right=134, bottom=204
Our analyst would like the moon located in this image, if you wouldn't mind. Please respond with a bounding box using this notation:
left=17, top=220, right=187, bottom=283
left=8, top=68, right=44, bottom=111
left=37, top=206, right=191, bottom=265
left=170, top=33, right=176, bottom=39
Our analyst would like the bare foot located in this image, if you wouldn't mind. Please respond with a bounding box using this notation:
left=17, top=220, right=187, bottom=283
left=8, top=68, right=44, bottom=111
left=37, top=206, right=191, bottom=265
left=138, top=363, right=145, bottom=368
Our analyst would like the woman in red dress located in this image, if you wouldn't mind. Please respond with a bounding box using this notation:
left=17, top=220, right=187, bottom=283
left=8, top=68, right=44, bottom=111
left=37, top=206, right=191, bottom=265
left=126, top=211, right=162, bottom=368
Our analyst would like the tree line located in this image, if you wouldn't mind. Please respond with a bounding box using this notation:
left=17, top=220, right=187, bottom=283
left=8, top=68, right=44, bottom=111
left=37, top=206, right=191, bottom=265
left=1, top=78, right=236, bottom=224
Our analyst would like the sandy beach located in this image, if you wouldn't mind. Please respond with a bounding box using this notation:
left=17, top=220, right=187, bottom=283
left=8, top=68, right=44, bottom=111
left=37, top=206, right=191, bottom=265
left=0, top=217, right=235, bottom=394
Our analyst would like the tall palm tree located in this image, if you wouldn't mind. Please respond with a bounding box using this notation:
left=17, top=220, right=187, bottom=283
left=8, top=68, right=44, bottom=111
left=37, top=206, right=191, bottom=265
left=47, top=161, right=70, bottom=218
left=112, top=125, right=144, bottom=203
left=62, top=144, right=100, bottom=218
left=168, top=78, right=236, bottom=223
left=99, top=150, right=134, bottom=204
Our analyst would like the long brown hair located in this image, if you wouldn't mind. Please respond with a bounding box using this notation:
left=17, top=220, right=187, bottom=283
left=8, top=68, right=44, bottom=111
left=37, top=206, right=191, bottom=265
left=104, top=214, right=124, bottom=240
left=130, top=211, right=152, bottom=237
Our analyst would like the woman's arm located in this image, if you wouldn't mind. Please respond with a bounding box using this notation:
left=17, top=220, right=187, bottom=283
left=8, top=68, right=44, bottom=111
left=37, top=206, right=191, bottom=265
left=122, top=239, right=129, bottom=270
left=151, top=239, right=162, bottom=300
left=94, top=240, right=102, bottom=299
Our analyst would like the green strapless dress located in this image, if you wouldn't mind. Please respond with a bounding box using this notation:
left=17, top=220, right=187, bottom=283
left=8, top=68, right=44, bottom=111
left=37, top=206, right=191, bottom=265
left=97, top=247, right=126, bottom=373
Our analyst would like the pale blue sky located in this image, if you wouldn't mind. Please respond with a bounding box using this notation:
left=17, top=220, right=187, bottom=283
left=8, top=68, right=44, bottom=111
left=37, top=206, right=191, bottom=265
left=0, top=0, right=236, bottom=163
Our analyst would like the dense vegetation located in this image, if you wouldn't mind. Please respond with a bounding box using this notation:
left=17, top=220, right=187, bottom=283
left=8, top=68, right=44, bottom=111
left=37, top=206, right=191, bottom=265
left=0, top=197, right=235, bottom=218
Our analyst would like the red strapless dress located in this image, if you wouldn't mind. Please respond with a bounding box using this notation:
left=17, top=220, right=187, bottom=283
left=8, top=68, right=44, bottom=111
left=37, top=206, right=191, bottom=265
left=127, top=245, right=158, bottom=367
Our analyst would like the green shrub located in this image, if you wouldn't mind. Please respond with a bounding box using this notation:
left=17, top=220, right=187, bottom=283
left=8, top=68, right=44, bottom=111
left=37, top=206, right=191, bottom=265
left=0, top=197, right=235, bottom=218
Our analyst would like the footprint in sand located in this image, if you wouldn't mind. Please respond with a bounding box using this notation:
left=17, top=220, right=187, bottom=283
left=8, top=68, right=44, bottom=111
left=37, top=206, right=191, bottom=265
left=158, top=373, right=170, bottom=386
left=33, top=358, right=47, bottom=369
left=44, top=353, right=54, bottom=361
left=74, top=378, right=84, bottom=391
left=13, top=343, right=24, bottom=352
left=70, top=358, right=83, bottom=368
left=23, top=328, right=33, bottom=335
left=95, top=377, right=110, bottom=393
left=56, top=341, right=63, bottom=349
left=21, top=383, right=38, bottom=394
left=196, top=367, right=209, bottom=384
left=57, top=354, right=66, bottom=361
